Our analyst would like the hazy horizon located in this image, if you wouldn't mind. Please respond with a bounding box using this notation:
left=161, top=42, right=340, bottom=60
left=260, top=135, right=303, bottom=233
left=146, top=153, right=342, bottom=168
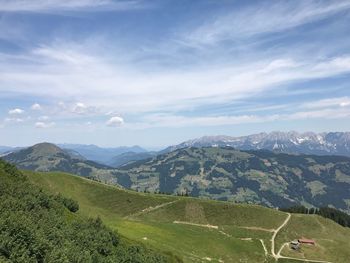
left=1, top=130, right=350, bottom=150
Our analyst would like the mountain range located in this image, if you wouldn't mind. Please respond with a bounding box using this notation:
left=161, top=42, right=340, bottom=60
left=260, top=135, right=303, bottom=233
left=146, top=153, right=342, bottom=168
left=3, top=141, right=350, bottom=213
left=164, top=131, right=350, bottom=156
left=3, top=131, right=350, bottom=167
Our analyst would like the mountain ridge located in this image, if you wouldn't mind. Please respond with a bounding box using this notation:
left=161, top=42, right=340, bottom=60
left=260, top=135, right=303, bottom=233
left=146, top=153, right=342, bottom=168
left=115, top=146, right=350, bottom=212
left=2, top=142, right=115, bottom=179
left=3, top=141, right=350, bottom=214
left=164, top=131, right=350, bottom=157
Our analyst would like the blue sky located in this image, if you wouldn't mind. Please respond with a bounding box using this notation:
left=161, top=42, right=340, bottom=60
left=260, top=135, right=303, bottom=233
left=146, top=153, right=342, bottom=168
left=0, top=0, right=350, bottom=148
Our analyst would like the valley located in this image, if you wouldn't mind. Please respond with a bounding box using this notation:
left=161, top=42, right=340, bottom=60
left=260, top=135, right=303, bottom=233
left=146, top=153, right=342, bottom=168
left=26, top=170, right=350, bottom=263
left=6, top=142, right=350, bottom=213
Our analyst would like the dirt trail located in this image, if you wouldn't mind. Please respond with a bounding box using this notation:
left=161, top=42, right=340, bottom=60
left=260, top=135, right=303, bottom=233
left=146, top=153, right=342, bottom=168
left=125, top=200, right=178, bottom=219
left=277, top=242, right=288, bottom=257
left=271, top=213, right=291, bottom=258
left=259, top=239, right=268, bottom=256
left=278, top=256, right=333, bottom=263
left=240, top=226, right=274, bottom=232
left=173, top=221, right=219, bottom=229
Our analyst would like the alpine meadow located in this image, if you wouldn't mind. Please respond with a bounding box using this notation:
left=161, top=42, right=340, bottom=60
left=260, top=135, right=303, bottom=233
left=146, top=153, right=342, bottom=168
left=1, top=1, right=350, bottom=263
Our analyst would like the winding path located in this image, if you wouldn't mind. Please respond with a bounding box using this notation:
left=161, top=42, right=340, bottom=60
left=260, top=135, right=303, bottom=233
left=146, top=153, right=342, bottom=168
left=271, top=213, right=291, bottom=259
left=259, top=239, right=268, bottom=256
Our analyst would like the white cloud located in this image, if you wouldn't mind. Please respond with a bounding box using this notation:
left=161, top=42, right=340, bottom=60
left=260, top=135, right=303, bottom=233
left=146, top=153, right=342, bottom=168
left=2, top=44, right=350, bottom=116
left=8, top=108, right=24, bottom=115
left=288, top=107, right=350, bottom=120
left=4, top=117, right=24, bottom=123
left=54, top=101, right=98, bottom=116
left=31, top=103, right=42, bottom=110
left=186, top=1, right=350, bottom=45
left=138, top=114, right=279, bottom=128
left=0, top=0, right=144, bottom=12
left=72, top=102, right=88, bottom=114
left=33, top=47, right=94, bottom=65
left=71, top=102, right=98, bottom=115
left=302, top=97, right=350, bottom=109
left=134, top=110, right=345, bottom=129
left=106, top=116, right=124, bottom=127
left=35, top=121, right=55, bottom=128
left=38, top=116, right=50, bottom=121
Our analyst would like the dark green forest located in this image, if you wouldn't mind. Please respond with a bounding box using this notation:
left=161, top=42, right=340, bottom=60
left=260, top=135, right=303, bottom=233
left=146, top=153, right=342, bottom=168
left=280, top=205, right=350, bottom=228
left=0, top=160, right=180, bottom=263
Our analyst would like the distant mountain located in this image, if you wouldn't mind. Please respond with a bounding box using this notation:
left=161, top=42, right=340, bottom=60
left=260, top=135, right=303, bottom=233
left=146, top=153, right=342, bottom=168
left=59, top=144, right=147, bottom=164
left=116, top=147, right=350, bottom=212
left=164, top=131, right=350, bottom=156
left=0, top=146, right=14, bottom=154
left=2, top=143, right=116, bottom=181
left=4, top=142, right=350, bottom=213
left=107, top=151, right=156, bottom=168
left=0, top=146, right=23, bottom=156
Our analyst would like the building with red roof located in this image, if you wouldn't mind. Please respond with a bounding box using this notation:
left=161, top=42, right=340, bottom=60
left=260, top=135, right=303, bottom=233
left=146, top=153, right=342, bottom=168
left=298, top=238, right=315, bottom=245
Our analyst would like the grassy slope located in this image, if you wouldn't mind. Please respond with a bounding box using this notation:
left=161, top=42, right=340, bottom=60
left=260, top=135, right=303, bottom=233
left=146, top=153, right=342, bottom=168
left=275, top=214, right=350, bottom=262
left=27, top=171, right=350, bottom=263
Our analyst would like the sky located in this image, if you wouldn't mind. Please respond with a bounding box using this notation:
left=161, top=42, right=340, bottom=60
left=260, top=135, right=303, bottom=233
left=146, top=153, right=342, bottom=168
left=0, top=0, right=350, bottom=149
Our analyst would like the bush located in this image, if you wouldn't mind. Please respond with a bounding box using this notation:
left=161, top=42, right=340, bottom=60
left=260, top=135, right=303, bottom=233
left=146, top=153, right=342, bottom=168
left=55, top=194, right=79, bottom=213
left=0, top=159, right=178, bottom=263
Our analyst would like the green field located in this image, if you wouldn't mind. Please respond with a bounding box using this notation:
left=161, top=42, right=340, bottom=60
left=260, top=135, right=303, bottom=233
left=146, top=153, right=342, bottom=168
left=27, top=171, right=350, bottom=263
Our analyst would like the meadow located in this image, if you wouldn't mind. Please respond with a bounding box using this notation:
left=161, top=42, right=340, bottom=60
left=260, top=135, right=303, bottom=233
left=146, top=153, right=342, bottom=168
left=27, top=171, right=350, bottom=263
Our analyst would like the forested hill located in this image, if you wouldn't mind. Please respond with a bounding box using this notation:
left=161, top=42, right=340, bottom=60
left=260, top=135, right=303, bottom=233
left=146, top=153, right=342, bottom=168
left=0, top=159, right=179, bottom=263
left=4, top=143, right=350, bottom=213
left=115, top=147, right=350, bottom=212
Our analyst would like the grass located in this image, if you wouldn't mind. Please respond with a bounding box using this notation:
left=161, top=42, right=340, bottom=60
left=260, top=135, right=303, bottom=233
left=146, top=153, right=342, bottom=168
left=275, top=213, right=350, bottom=263
left=135, top=198, right=286, bottom=229
left=26, top=170, right=350, bottom=263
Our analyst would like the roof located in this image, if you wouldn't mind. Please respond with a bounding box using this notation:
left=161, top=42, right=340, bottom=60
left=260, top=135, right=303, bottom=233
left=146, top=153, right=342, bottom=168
left=298, top=239, right=315, bottom=244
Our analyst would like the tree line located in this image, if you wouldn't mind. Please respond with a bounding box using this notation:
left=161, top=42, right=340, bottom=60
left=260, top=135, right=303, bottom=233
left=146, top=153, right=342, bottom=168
left=280, top=205, right=350, bottom=228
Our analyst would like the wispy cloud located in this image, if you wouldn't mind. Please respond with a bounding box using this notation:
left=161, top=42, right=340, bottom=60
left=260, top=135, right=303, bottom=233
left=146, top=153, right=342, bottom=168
left=35, top=121, right=55, bottom=128
left=302, top=97, right=350, bottom=109
left=0, top=0, right=144, bottom=13
left=127, top=98, right=350, bottom=129
left=0, top=0, right=350, bottom=145
left=185, top=0, right=350, bottom=45
left=4, top=117, right=24, bottom=123
left=1, top=44, right=350, bottom=115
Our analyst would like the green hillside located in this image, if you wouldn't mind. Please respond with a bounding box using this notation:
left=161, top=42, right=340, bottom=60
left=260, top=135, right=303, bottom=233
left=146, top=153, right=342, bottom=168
left=115, top=147, right=350, bottom=212
left=27, top=170, right=350, bottom=263
left=0, top=160, right=177, bottom=263
left=2, top=143, right=117, bottom=182
left=6, top=144, right=350, bottom=213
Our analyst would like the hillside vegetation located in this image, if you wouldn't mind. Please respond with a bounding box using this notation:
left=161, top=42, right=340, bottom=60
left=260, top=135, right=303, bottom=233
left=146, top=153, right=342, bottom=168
left=5, top=143, right=350, bottom=213
left=116, top=147, right=350, bottom=212
left=27, top=170, right=350, bottom=263
left=0, top=160, right=178, bottom=263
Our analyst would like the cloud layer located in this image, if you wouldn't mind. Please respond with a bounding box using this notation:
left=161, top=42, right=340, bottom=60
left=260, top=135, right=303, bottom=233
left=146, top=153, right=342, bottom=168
left=0, top=0, right=350, bottom=146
